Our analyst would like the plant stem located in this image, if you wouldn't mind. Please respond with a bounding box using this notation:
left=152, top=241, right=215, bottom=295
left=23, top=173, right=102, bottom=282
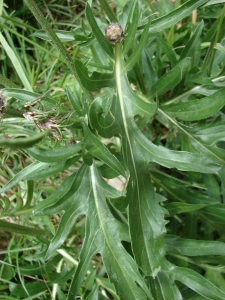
left=23, top=0, right=93, bottom=103
left=115, top=43, right=127, bottom=132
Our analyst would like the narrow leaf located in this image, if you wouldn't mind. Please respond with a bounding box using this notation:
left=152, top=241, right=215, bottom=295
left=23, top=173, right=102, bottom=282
left=0, top=130, right=48, bottom=149
left=124, top=21, right=150, bottom=72
left=150, top=57, right=191, bottom=98
left=25, top=142, right=82, bottom=162
left=86, top=3, right=114, bottom=58
left=66, top=86, right=84, bottom=116
left=165, top=236, right=225, bottom=256
left=0, top=161, right=48, bottom=194
left=0, top=32, right=32, bottom=91
left=180, top=20, right=204, bottom=61
left=161, top=86, right=225, bottom=121
left=163, top=261, right=225, bottom=300
left=32, top=29, right=75, bottom=42
left=164, top=202, right=206, bottom=215
left=25, top=156, right=81, bottom=180
left=123, top=1, right=139, bottom=55
left=149, top=0, right=210, bottom=33
left=0, top=220, right=45, bottom=237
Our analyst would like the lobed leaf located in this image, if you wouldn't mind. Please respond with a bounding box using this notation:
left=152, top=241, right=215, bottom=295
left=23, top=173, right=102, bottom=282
left=67, top=164, right=153, bottom=300
left=35, top=172, right=77, bottom=213
left=74, top=60, right=115, bottom=91
left=83, top=123, right=128, bottom=178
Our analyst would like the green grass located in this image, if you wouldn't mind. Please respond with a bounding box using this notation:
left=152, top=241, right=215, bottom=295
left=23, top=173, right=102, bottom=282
left=1, top=0, right=225, bottom=299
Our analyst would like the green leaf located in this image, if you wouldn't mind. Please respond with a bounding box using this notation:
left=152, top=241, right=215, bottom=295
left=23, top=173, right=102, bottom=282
left=86, top=3, right=114, bottom=59
left=74, top=59, right=115, bottom=91
left=165, top=236, right=225, bottom=256
left=10, top=282, right=47, bottom=297
left=201, top=204, right=225, bottom=226
left=142, top=49, right=158, bottom=90
left=98, top=0, right=118, bottom=22
left=98, top=176, right=125, bottom=199
left=66, top=86, right=84, bottom=116
left=205, top=0, right=225, bottom=5
left=88, top=96, right=118, bottom=138
left=158, top=111, right=225, bottom=166
left=130, top=120, right=220, bottom=173
left=215, top=42, right=225, bottom=55
left=113, top=42, right=219, bottom=277
left=123, top=1, right=139, bottom=55
left=157, top=38, right=177, bottom=69
left=0, top=220, right=45, bottom=237
left=3, top=88, right=56, bottom=109
left=83, top=123, right=128, bottom=178
left=67, top=164, right=153, bottom=300
left=180, top=21, right=204, bottom=62
left=124, top=21, right=150, bottom=72
left=127, top=163, right=167, bottom=276
left=150, top=57, right=191, bottom=98
left=115, top=61, right=157, bottom=118
left=25, top=142, right=82, bottom=162
left=46, top=168, right=88, bottom=210
left=148, top=0, right=210, bottom=33
left=24, top=0, right=93, bottom=102
left=96, top=277, right=120, bottom=300
left=161, top=86, right=225, bottom=121
left=204, top=173, right=221, bottom=201
left=163, top=261, right=225, bottom=300
left=149, top=272, right=183, bottom=300
left=45, top=165, right=90, bottom=259
left=0, top=161, right=48, bottom=194
left=25, top=155, right=81, bottom=180
left=34, top=172, right=77, bottom=213
left=115, top=44, right=166, bottom=275
left=85, top=284, right=99, bottom=300
left=164, top=202, right=206, bottom=215
left=0, top=130, right=48, bottom=149
left=0, top=32, right=33, bottom=91
left=205, top=269, right=225, bottom=294
left=32, top=29, right=75, bottom=42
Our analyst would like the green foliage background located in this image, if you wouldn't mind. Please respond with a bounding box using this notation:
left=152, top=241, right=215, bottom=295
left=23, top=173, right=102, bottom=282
left=1, top=0, right=225, bottom=299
